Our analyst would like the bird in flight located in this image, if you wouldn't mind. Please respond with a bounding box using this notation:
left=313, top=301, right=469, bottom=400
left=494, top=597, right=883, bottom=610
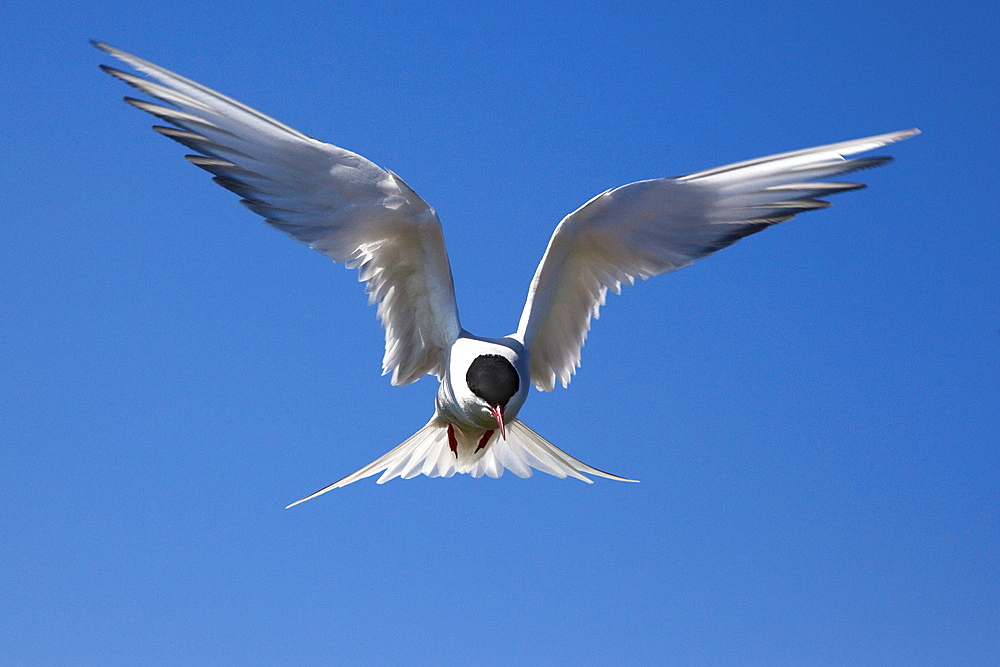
left=93, top=41, right=918, bottom=507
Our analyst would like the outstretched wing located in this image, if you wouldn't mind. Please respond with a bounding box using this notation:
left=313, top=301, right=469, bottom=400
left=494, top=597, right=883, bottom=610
left=94, top=41, right=461, bottom=385
left=516, top=129, right=919, bottom=391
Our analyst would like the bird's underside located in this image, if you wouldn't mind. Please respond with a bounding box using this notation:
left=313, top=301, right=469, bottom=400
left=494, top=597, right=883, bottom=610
left=93, top=40, right=918, bottom=506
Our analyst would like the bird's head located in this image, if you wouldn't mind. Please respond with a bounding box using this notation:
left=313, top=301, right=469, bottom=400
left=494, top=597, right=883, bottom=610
left=465, top=354, right=520, bottom=439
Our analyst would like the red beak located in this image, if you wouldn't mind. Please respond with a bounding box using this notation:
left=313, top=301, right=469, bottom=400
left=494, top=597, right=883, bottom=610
left=489, top=404, right=506, bottom=440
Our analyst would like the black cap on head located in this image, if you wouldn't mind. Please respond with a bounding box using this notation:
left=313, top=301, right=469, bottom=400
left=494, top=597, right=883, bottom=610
left=466, top=355, right=519, bottom=407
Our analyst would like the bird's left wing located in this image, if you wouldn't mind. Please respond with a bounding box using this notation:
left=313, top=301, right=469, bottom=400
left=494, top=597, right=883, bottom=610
left=517, top=129, right=919, bottom=391
left=94, top=41, right=461, bottom=385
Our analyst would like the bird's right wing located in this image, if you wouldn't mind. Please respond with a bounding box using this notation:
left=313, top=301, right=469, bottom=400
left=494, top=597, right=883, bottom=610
left=95, top=41, right=461, bottom=385
left=517, top=129, right=919, bottom=391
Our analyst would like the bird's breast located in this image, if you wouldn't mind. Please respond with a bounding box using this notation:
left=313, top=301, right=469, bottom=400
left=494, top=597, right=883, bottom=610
left=434, top=334, right=529, bottom=428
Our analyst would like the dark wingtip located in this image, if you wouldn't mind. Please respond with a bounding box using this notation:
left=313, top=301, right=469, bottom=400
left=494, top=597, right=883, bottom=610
left=858, top=155, right=894, bottom=171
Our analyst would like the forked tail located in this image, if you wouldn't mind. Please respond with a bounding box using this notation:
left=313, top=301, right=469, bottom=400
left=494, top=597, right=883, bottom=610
left=286, top=417, right=637, bottom=507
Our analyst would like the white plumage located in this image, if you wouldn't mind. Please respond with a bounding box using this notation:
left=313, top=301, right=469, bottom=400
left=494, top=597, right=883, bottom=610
left=94, top=41, right=918, bottom=507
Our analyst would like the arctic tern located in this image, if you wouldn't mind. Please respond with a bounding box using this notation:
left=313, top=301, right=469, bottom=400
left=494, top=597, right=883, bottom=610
left=93, top=41, right=918, bottom=507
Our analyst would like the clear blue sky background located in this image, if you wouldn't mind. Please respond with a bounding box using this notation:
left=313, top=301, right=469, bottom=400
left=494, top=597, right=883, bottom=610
left=2, top=1, right=997, bottom=664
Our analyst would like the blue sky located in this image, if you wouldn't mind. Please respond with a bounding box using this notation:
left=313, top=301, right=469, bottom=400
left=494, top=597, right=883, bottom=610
left=2, top=1, right=997, bottom=664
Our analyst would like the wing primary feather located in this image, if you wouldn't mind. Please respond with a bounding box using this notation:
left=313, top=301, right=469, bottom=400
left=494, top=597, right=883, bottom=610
left=100, top=65, right=217, bottom=114
left=152, top=125, right=253, bottom=162
left=212, top=176, right=263, bottom=199
left=184, top=155, right=276, bottom=183
left=93, top=40, right=313, bottom=141
left=762, top=182, right=865, bottom=194
left=124, top=97, right=237, bottom=138
left=787, top=156, right=893, bottom=177
left=677, top=129, right=917, bottom=182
